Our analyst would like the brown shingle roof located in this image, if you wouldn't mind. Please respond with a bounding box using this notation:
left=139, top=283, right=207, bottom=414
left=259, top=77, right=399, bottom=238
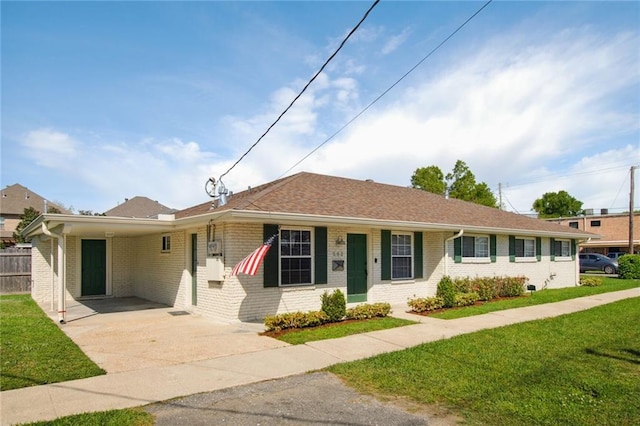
left=1, top=183, right=71, bottom=215
left=104, top=196, right=176, bottom=218
left=175, top=172, right=593, bottom=236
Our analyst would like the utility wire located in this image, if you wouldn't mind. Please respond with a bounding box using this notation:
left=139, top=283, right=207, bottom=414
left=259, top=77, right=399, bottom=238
left=219, top=0, right=381, bottom=181
left=279, top=0, right=494, bottom=178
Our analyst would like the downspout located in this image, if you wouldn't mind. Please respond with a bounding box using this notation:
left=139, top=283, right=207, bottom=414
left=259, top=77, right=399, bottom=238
left=50, top=238, right=54, bottom=311
left=444, top=229, right=464, bottom=276
left=41, top=222, right=71, bottom=324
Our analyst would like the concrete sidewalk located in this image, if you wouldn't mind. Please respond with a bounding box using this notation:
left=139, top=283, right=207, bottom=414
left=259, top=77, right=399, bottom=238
left=2, top=288, right=638, bottom=425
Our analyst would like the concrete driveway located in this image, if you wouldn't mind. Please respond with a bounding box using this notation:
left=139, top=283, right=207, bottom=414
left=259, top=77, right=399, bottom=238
left=43, top=297, right=288, bottom=374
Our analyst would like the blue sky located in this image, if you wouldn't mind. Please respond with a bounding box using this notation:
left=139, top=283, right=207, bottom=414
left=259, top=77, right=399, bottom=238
left=2, top=1, right=638, bottom=215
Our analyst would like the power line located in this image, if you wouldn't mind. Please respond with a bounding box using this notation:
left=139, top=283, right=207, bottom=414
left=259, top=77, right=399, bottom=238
left=498, top=163, right=632, bottom=189
left=218, top=0, right=381, bottom=182
left=279, top=0, right=494, bottom=178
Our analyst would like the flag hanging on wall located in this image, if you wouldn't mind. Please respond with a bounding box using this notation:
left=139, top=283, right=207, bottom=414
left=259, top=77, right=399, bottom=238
left=231, top=234, right=278, bottom=276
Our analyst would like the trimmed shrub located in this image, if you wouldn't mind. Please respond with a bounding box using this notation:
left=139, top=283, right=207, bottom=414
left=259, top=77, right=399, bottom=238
left=346, top=303, right=391, bottom=320
left=453, top=292, right=479, bottom=307
left=407, top=296, right=445, bottom=313
left=437, top=276, right=456, bottom=308
left=580, top=276, right=603, bottom=287
left=618, top=254, right=640, bottom=279
left=452, top=277, right=473, bottom=294
left=321, top=289, right=346, bottom=322
left=264, top=310, right=329, bottom=332
left=473, top=277, right=496, bottom=301
left=496, top=276, right=527, bottom=297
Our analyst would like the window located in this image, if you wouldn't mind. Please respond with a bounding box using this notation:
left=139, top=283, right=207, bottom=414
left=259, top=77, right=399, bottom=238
left=161, top=235, right=171, bottom=252
left=590, top=220, right=601, bottom=227
left=0, top=217, right=4, bottom=230
left=392, top=233, right=412, bottom=279
left=515, top=238, right=535, bottom=258
left=462, top=235, right=489, bottom=258
left=569, top=221, right=578, bottom=229
left=280, top=229, right=312, bottom=285
left=553, top=239, right=570, bottom=257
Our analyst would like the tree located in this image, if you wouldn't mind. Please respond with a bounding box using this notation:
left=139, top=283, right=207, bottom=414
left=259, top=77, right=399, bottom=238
left=532, top=191, right=583, bottom=218
left=411, top=160, right=498, bottom=208
left=13, top=207, right=41, bottom=243
left=411, top=165, right=446, bottom=195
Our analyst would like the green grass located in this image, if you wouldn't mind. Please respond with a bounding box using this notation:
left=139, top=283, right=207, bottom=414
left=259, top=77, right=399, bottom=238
left=275, top=317, right=416, bottom=345
left=22, top=408, right=153, bottom=426
left=0, top=294, right=105, bottom=391
left=328, top=298, right=640, bottom=425
left=430, top=277, right=639, bottom=319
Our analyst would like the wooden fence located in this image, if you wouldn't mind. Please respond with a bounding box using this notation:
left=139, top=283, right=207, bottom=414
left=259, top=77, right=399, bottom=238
left=0, top=247, right=32, bottom=294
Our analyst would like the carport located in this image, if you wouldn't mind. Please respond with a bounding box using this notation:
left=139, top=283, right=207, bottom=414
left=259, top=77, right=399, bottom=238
left=42, top=297, right=288, bottom=373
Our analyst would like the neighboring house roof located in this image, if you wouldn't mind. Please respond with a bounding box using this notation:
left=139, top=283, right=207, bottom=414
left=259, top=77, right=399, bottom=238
left=104, top=196, right=176, bottom=218
left=1, top=183, right=70, bottom=215
left=175, top=172, right=596, bottom=239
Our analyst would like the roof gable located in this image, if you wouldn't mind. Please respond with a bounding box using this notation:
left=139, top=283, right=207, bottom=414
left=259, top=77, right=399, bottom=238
left=104, top=196, right=176, bottom=218
left=1, top=184, right=71, bottom=215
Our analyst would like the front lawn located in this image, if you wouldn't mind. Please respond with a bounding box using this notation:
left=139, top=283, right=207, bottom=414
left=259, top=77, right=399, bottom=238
left=264, top=316, right=416, bottom=345
left=0, top=294, right=105, bottom=391
left=22, top=408, right=153, bottom=426
left=429, top=277, right=639, bottom=319
left=328, top=298, right=640, bottom=425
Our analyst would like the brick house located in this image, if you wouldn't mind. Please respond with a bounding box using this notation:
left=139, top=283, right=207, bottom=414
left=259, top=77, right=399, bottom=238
left=23, top=172, right=595, bottom=323
left=546, top=211, right=639, bottom=255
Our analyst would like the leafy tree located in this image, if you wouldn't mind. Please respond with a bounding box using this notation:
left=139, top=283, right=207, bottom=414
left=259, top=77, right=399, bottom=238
left=411, top=165, right=446, bottom=195
left=411, top=160, right=498, bottom=208
left=47, top=206, right=61, bottom=214
left=78, top=210, right=106, bottom=216
left=532, top=191, right=583, bottom=218
left=13, top=207, right=41, bottom=243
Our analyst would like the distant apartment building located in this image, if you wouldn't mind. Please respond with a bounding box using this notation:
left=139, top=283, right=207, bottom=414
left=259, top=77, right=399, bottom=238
left=546, top=208, right=639, bottom=255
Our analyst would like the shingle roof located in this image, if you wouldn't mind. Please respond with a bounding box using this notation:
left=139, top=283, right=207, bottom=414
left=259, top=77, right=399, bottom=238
left=175, top=172, right=593, bottom=237
left=104, top=196, right=176, bottom=218
left=0, top=183, right=71, bottom=215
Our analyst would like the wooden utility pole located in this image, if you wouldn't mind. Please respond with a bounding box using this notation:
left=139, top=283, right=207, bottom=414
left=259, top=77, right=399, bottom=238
left=630, top=166, right=636, bottom=254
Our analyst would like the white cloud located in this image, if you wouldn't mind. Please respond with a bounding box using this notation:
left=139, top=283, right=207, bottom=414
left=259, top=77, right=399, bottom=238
left=381, top=27, right=411, bottom=55
left=22, top=129, right=78, bottom=167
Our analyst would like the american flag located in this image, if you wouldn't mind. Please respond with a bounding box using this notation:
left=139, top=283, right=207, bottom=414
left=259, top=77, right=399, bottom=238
left=230, top=234, right=278, bottom=276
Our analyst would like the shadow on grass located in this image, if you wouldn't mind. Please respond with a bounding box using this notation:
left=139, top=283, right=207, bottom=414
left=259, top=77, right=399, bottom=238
left=584, top=347, right=640, bottom=365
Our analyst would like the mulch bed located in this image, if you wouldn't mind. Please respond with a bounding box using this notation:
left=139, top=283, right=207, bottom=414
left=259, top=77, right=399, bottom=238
left=408, top=295, right=528, bottom=317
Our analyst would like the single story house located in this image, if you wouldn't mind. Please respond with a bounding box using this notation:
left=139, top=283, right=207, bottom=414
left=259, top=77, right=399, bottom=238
left=23, top=172, right=596, bottom=323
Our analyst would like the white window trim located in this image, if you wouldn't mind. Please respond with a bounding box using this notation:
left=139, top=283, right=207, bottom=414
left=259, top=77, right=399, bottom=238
left=279, top=227, right=314, bottom=286
left=554, top=239, right=572, bottom=260
left=161, top=234, right=171, bottom=253
left=515, top=237, right=536, bottom=259
left=462, top=235, right=490, bottom=260
left=391, top=232, right=413, bottom=280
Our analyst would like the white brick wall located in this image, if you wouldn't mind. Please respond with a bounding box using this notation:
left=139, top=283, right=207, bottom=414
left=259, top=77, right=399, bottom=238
left=29, top=223, right=580, bottom=322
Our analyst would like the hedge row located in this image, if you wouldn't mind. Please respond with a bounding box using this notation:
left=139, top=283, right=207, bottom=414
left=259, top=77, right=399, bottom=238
left=618, top=254, right=640, bottom=279
left=407, top=275, right=528, bottom=313
left=264, top=289, right=392, bottom=332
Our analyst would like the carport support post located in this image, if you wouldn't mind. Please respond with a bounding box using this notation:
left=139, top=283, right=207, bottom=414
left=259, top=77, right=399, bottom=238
left=42, top=222, right=70, bottom=324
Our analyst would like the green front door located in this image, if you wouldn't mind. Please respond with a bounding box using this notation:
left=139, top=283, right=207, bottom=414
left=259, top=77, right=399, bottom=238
left=191, top=233, right=198, bottom=306
left=347, top=234, right=367, bottom=303
left=81, top=239, right=106, bottom=296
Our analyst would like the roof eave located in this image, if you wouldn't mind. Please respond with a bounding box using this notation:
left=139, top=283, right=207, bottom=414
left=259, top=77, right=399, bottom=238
left=212, top=210, right=599, bottom=239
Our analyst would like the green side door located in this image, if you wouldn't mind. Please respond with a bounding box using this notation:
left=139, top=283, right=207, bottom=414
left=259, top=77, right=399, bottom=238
left=191, top=233, right=198, bottom=306
left=81, top=239, right=106, bottom=296
left=347, top=233, right=367, bottom=303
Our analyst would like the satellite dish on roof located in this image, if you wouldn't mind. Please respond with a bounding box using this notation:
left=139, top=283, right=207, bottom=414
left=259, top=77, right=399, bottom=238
left=205, top=177, right=229, bottom=207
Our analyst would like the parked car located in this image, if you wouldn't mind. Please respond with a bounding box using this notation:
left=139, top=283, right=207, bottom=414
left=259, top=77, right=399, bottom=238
left=579, top=253, right=618, bottom=274
left=607, top=252, right=627, bottom=260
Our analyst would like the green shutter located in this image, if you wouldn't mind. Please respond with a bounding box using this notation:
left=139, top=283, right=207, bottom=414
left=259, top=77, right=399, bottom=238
left=453, top=235, right=462, bottom=263
left=571, top=239, right=577, bottom=260
left=381, top=230, right=391, bottom=280
left=509, top=235, right=516, bottom=263
left=490, top=234, right=497, bottom=263
left=536, top=237, right=542, bottom=261
left=550, top=238, right=556, bottom=262
left=314, top=227, right=327, bottom=284
left=414, top=231, right=423, bottom=279
left=263, top=224, right=279, bottom=287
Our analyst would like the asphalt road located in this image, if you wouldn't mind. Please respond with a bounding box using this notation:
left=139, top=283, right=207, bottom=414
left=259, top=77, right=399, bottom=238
left=144, top=372, right=461, bottom=425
